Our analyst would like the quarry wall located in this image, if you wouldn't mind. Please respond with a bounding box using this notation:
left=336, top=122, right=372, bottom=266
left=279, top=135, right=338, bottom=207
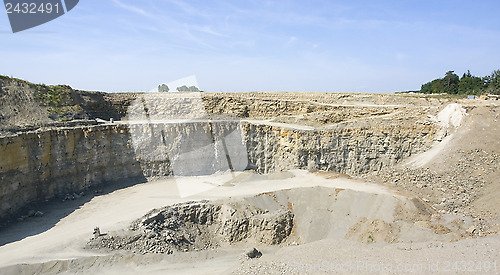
left=0, top=125, right=144, bottom=221
left=243, top=123, right=437, bottom=174
left=0, top=121, right=438, bottom=220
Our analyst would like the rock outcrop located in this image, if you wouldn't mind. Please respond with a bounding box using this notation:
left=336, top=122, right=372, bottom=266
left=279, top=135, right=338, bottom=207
left=243, top=123, right=437, bottom=174
left=87, top=199, right=294, bottom=254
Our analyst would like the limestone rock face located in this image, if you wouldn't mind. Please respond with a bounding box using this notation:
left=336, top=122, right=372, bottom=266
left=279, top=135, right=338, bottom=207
left=242, top=123, right=437, bottom=174
left=0, top=125, right=144, bottom=220
left=0, top=119, right=438, bottom=220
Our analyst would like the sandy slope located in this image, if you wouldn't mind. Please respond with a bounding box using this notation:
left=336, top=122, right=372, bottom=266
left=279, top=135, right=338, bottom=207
left=367, top=102, right=500, bottom=234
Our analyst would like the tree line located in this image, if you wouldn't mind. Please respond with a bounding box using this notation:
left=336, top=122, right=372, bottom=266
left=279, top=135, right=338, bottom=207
left=420, top=70, right=500, bottom=95
left=157, top=84, right=201, bottom=93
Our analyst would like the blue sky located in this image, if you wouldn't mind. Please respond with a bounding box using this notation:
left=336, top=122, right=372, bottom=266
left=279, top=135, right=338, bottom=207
left=1, top=0, right=500, bottom=93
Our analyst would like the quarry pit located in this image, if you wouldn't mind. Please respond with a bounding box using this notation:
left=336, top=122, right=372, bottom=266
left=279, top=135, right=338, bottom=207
left=0, top=77, right=499, bottom=274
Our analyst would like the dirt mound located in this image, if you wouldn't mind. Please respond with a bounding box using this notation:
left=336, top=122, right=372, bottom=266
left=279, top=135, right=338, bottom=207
left=87, top=186, right=470, bottom=255
left=87, top=200, right=294, bottom=254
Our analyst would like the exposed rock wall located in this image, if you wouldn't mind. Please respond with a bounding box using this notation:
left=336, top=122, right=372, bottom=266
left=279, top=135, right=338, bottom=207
left=243, top=123, right=438, bottom=174
left=128, top=121, right=248, bottom=177
left=0, top=121, right=438, bottom=220
left=0, top=125, right=144, bottom=220
left=0, top=121, right=248, bottom=220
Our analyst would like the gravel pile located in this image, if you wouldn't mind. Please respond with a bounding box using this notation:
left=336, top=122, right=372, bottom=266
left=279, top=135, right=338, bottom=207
left=87, top=199, right=294, bottom=254
left=366, top=149, right=499, bottom=233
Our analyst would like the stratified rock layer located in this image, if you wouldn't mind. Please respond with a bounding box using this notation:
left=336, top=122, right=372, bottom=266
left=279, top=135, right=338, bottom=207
left=0, top=120, right=437, bottom=220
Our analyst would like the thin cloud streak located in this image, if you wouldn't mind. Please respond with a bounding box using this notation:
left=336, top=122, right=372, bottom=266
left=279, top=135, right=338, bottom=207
left=111, top=0, right=151, bottom=17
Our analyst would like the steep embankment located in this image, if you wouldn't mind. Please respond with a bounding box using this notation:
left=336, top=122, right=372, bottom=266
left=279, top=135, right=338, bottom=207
left=243, top=123, right=437, bottom=174
left=0, top=76, right=135, bottom=134
left=367, top=103, right=500, bottom=234
left=0, top=125, right=145, bottom=221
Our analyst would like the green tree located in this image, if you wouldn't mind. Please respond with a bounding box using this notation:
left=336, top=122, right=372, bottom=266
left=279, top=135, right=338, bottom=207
left=420, top=81, right=433, bottom=94
left=443, top=71, right=459, bottom=94
left=177, top=85, right=200, bottom=92
left=458, top=70, right=485, bottom=95
left=420, top=69, right=500, bottom=95
left=486, top=70, right=500, bottom=95
left=431, top=79, right=447, bottom=93
left=421, top=78, right=444, bottom=94
left=158, top=84, right=169, bottom=92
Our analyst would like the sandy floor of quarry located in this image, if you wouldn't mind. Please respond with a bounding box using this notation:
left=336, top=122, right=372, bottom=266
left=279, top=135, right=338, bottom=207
left=0, top=171, right=391, bottom=270
left=0, top=170, right=498, bottom=274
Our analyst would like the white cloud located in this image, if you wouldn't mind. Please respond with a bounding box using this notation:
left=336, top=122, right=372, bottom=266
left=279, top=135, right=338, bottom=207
left=111, top=0, right=151, bottom=17
left=194, top=25, right=225, bottom=37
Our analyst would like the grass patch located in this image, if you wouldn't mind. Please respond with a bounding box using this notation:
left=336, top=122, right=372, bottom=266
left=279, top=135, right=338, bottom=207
left=36, top=85, right=72, bottom=107
left=47, top=105, right=84, bottom=121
